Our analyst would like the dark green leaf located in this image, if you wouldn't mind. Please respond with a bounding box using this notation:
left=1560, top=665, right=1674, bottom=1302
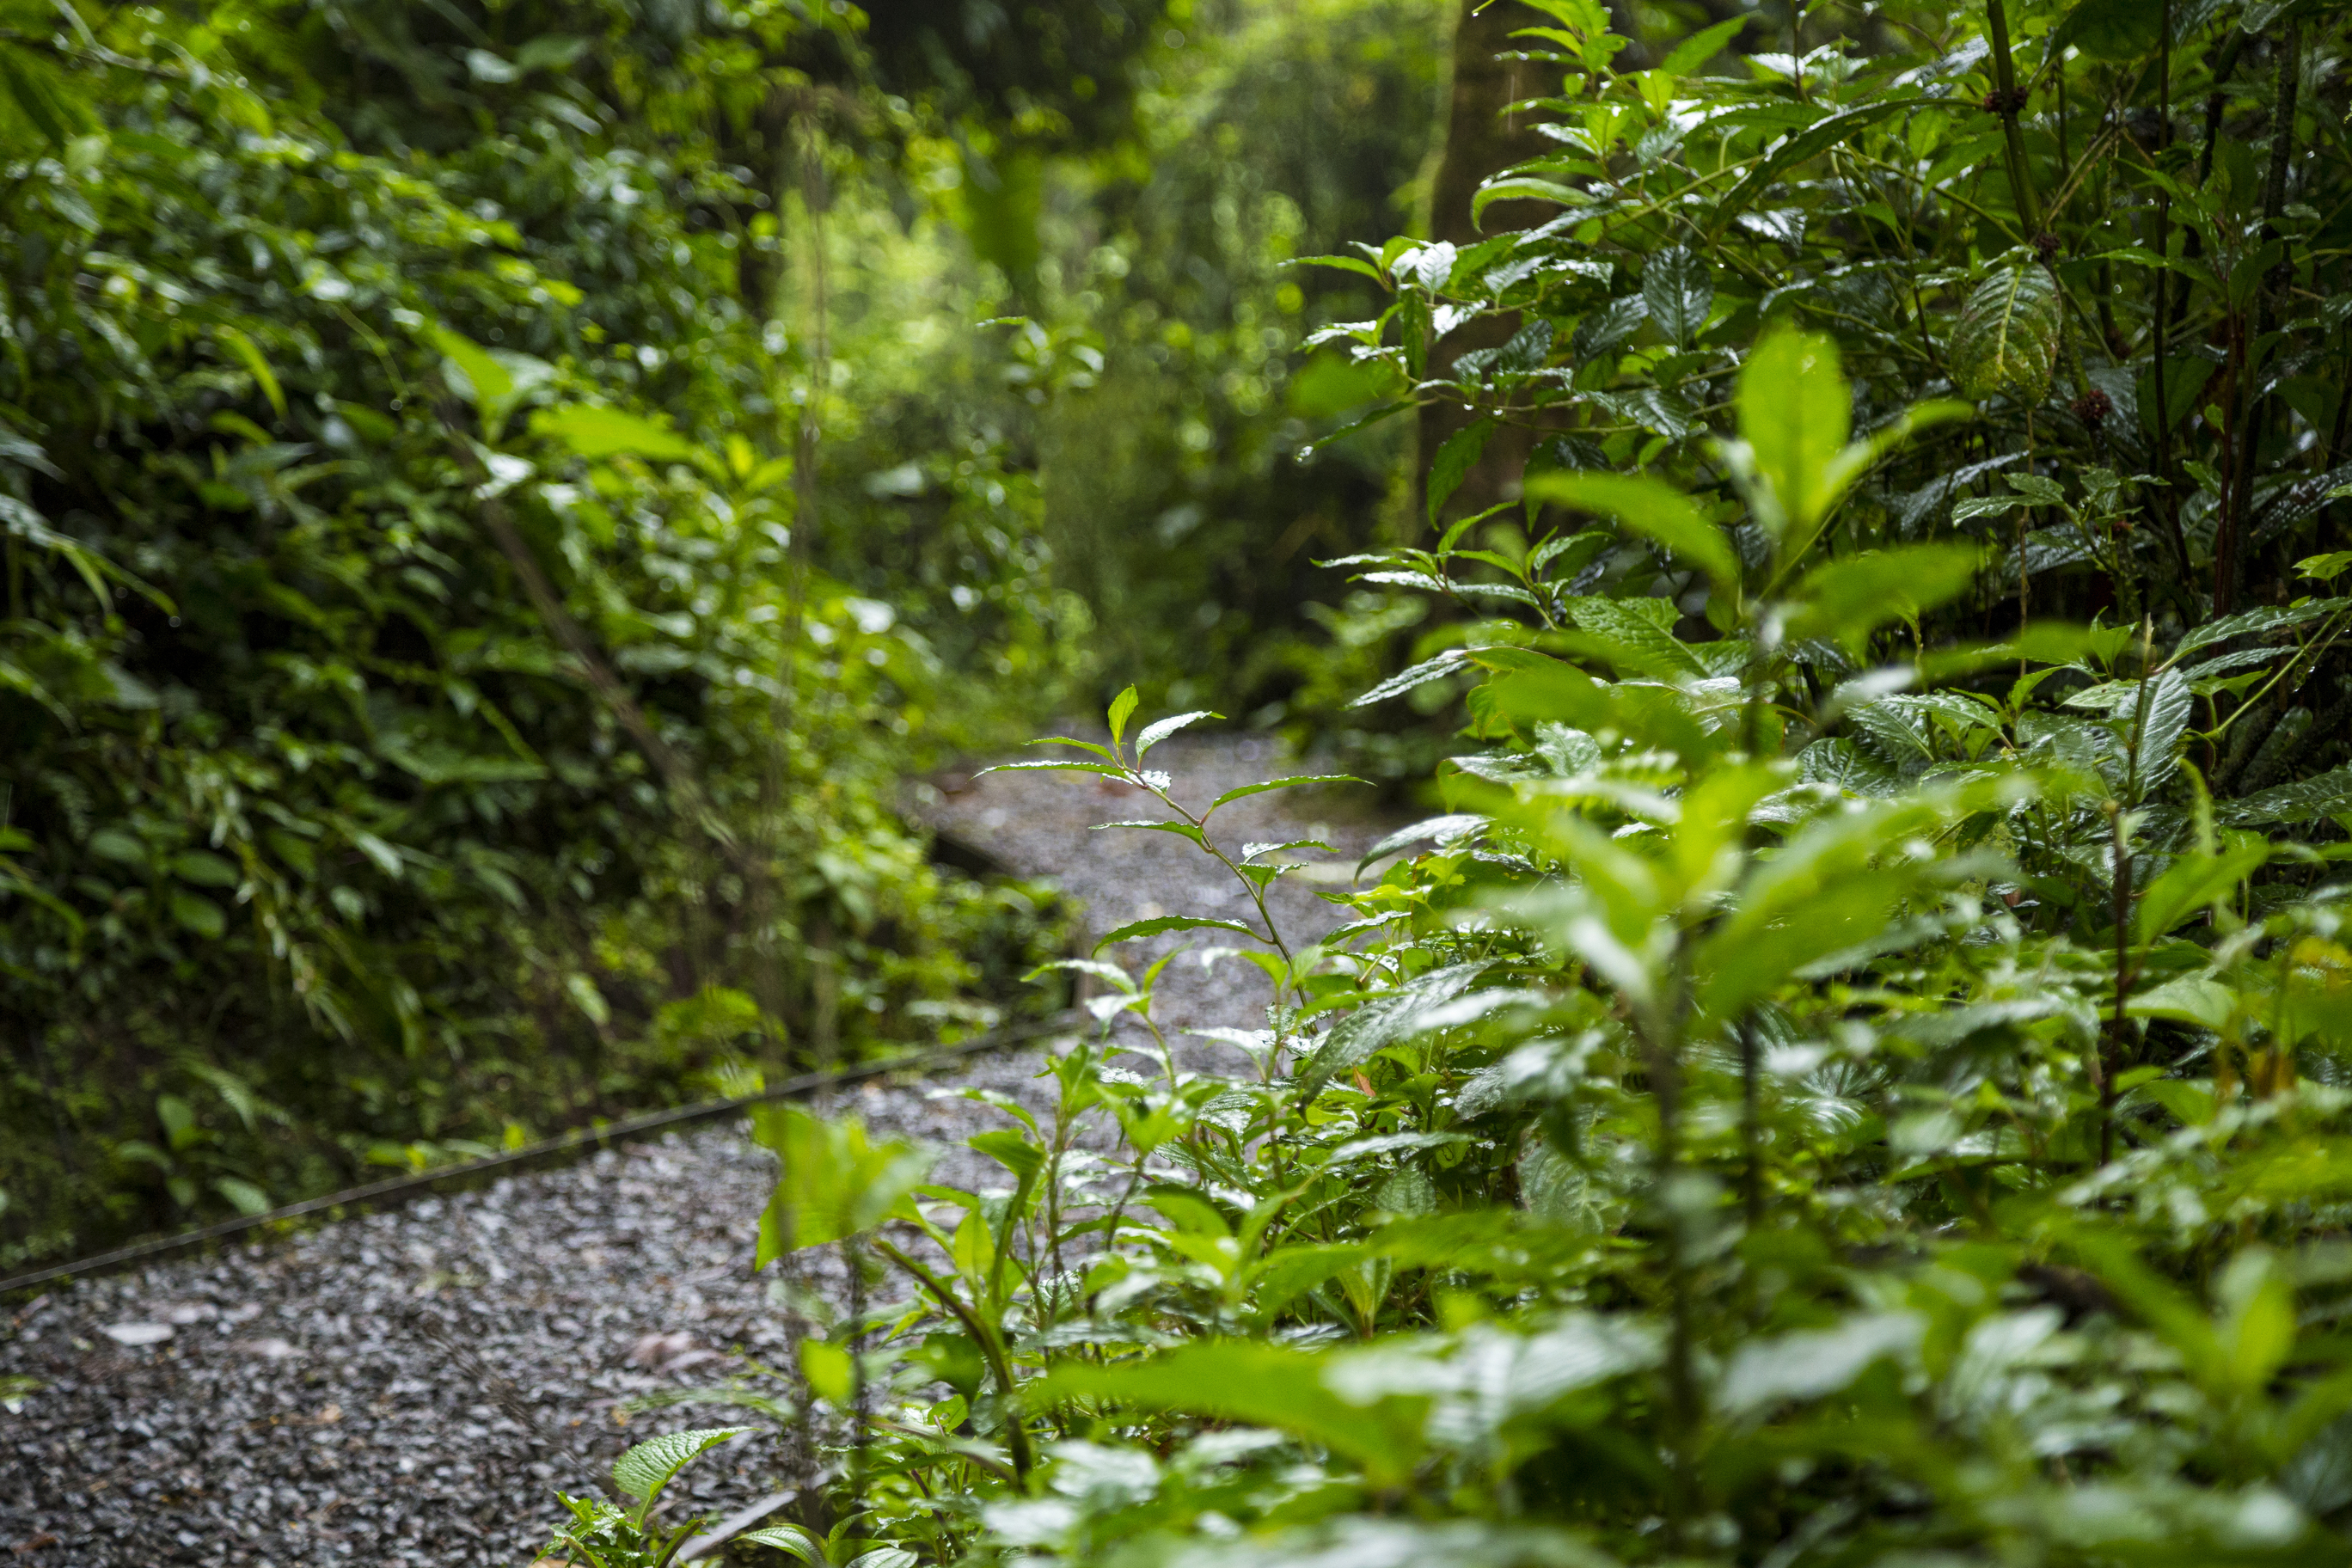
left=1950, top=265, right=2061, bottom=405
left=1428, top=419, right=1498, bottom=524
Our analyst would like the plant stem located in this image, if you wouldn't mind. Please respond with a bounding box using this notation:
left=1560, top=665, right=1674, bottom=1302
left=2102, top=798, right=2130, bottom=1166
left=873, top=1237, right=1035, bottom=1479
left=1740, top=1018, right=1763, bottom=1231
left=1646, top=987, right=1699, bottom=1546
left=2221, top=17, right=2304, bottom=614
left=1984, top=0, right=2045, bottom=237
left=2152, top=0, right=2193, bottom=583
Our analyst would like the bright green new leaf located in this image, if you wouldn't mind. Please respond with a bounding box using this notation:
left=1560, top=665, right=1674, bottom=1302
left=1737, top=329, right=1848, bottom=541
left=1785, top=544, right=1983, bottom=654
left=750, top=1105, right=933, bottom=1264
left=432, top=328, right=516, bottom=437
left=1107, top=684, right=1140, bottom=744
left=530, top=404, right=698, bottom=464
left=802, top=1339, right=854, bottom=1406
left=610, top=1425, right=756, bottom=1507
left=1523, top=471, right=1738, bottom=591
left=2136, top=840, right=2269, bottom=941
left=1034, top=1339, right=1430, bottom=1485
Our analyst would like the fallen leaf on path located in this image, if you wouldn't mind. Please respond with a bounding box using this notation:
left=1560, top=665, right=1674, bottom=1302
left=100, top=1323, right=172, bottom=1346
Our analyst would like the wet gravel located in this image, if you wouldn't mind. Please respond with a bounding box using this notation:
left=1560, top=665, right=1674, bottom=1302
left=918, top=729, right=1396, bottom=1057
left=0, top=733, right=1397, bottom=1566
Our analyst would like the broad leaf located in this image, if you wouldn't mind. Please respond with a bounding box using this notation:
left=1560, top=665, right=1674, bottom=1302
left=2137, top=840, right=2270, bottom=941
left=1785, top=544, right=1982, bottom=654
left=1301, top=962, right=1493, bottom=1090
left=1523, top=471, right=1738, bottom=590
left=1107, top=684, right=1140, bottom=744
left=1950, top=264, right=2061, bottom=405
left=751, top=1106, right=933, bottom=1262
left=1428, top=418, right=1498, bottom=523
left=2222, top=766, right=2352, bottom=826
left=1717, top=1314, right=1923, bottom=1416
left=1640, top=246, right=1713, bottom=346
left=1737, top=328, right=1849, bottom=540
left=530, top=403, right=698, bottom=464
left=2123, top=668, right=2194, bottom=797
left=610, top=1425, right=756, bottom=1508
left=1035, top=1340, right=1430, bottom=1485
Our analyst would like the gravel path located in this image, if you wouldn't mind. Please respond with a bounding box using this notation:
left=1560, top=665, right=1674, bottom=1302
left=0, top=733, right=1396, bottom=1566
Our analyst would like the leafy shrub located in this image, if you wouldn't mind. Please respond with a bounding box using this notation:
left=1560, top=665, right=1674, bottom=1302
left=563, top=4, right=2352, bottom=1560
left=0, top=3, right=1072, bottom=1264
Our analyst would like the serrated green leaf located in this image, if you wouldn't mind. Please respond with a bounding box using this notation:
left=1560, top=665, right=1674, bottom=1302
left=738, top=1523, right=828, bottom=1563
left=610, top=1425, right=756, bottom=1507
left=2173, top=598, right=2348, bottom=658
left=1351, top=648, right=1475, bottom=707
left=2125, top=668, right=2194, bottom=796
left=1136, top=709, right=1219, bottom=756
left=1708, top=98, right=1933, bottom=236
left=2221, top=765, right=2352, bottom=826
left=1204, top=775, right=1366, bottom=816
left=978, top=759, right=1130, bottom=780
left=1565, top=597, right=1707, bottom=679
left=1301, top=962, right=1493, bottom=1091
left=1429, top=419, right=1498, bottom=523
left=1089, top=818, right=1208, bottom=845
left=1093, top=914, right=1263, bottom=954
left=1640, top=246, right=1713, bottom=346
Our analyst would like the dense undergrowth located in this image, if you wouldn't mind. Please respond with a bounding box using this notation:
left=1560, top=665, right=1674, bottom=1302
left=0, top=0, right=1121, bottom=1267
left=554, top=3, right=2352, bottom=1565
left=0, top=0, right=1467, bottom=1269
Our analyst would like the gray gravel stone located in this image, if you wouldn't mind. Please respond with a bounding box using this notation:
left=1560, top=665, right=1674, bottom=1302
left=0, top=735, right=1397, bottom=1565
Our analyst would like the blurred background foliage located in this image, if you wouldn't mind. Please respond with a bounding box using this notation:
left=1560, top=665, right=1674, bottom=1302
left=0, top=0, right=1484, bottom=1266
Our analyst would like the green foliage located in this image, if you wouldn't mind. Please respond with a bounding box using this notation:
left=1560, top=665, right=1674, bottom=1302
left=0, top=0, right=1081, bottom=1265
left=542, top=1424, right=760, bottom=1568
left=579, top=8, right=2352, bottom=1538
left=750, top=1104, right=933, bottom=1261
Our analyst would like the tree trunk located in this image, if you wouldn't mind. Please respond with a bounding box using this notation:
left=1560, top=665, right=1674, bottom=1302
left=1415, top=0, right=1556, bottom=536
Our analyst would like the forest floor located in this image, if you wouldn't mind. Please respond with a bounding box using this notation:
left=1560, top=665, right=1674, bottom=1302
left=0, top=733, right=1399, bottom=1566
